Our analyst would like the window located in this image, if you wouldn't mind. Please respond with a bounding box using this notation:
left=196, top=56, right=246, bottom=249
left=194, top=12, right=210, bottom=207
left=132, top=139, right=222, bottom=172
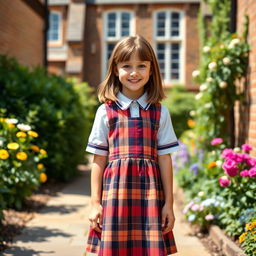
left=48, top=12, right=62, bottom=43
left=154, top=10, right=184, bottom=84
left=102, top=10, right=134, bottom=78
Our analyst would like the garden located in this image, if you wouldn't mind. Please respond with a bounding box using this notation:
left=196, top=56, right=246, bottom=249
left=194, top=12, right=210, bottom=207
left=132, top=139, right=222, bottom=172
left=170, top=1, right=256, bottom=255
left=0, top=54, right=98, bottom=245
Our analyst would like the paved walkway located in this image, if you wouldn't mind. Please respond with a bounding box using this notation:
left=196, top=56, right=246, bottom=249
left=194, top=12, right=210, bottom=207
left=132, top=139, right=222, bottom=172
left=2, top=167, right=211, bottom=256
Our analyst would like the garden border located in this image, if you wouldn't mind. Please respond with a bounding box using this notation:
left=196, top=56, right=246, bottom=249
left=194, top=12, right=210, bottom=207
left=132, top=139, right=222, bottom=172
left=208, top=225, right=245, bottom=256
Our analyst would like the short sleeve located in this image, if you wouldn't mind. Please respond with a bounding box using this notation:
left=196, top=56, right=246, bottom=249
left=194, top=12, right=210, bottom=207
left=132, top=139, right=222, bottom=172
left=157, top=105, right=180, bottom=155
left=86, top=104, right=109, bottom=156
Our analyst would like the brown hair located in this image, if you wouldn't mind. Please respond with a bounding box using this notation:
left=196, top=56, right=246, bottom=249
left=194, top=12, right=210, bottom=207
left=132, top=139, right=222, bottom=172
left=98, top=35, right=166, bottom=103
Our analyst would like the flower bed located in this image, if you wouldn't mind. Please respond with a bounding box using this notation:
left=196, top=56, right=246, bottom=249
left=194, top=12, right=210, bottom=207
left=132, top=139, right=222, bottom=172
left=174, top=134, right=256, bottom=255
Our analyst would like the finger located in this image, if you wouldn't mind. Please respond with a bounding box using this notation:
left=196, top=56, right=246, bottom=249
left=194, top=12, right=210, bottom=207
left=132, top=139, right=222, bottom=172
left=99, top=215, right=103, bottom=228
left=161, top=214, right=166, bottom=228
left=92, top=221, right=102, bottom=233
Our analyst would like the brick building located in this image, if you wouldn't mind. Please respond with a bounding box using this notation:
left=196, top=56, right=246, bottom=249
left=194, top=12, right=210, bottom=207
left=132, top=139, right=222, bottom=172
left=0, top=0, right=46, bottom=67
left=48, top=0, right=200, bottom=89
left=235, top=0, right=256, bottom=154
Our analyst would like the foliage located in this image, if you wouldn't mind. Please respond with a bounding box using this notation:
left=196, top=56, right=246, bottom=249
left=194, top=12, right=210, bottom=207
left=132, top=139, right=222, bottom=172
left=0, top=55, right=98, bottom=181
left=0, top=112, right=47, bottom=214
left=239, top=212, right=256, bottom=256
left=174, top=135, right=256, bottom=237
left=192, top=0, right=249, bottom=149
left=162, top=85, right=196, bottom=138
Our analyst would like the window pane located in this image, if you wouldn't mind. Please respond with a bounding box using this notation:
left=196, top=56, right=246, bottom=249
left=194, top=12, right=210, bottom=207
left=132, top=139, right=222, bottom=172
left=48, top=13, right=60, bottom=42
left=170, top=43, right=180, bottom=79
left=121, top=12, right=130, bottom=37
left=107, top=43, right=115, bottom=60
left=107, top=13, right=116, bottom=37
left=157, top=12, right=166, bottom=37
left=171, top=12, right=180, bottom=37
left=157, top=43, right=166, bottom=79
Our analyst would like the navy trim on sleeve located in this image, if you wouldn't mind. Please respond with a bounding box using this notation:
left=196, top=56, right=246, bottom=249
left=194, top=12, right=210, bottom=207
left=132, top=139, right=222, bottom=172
left=157, top=141, right=179, bottom=150
left=87, top=143, right=109, bottom=151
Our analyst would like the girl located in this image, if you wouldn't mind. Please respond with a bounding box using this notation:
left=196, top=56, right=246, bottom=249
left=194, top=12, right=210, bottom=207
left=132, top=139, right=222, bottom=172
left=86, top=35, right=180, bottom=256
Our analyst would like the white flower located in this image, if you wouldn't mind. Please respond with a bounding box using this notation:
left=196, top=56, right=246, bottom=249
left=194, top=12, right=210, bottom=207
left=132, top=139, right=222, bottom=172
left=192, top=70, right=200, bottom=78
left=228, top=38, right=240, bottom=49
left=216, top=160, right=223, bottom=167
left=211, top=150, right=216, bottom=156
left=199, top=83, right=208, bottom=91
left=206, top=77, right=213, bottom=83
left=195, top=93, right=203, bottom=100
left=198, top=191, right=204, bottom=197
left=233, top=147, right=241, bottom=153
left=17, top=123, right=31, bottom=131
left=190, top=110, right=196, bottom=117
left=223, top=57, right=231, bottom=65
left=188, top=214, right=196, bottom=222
left=5, top=118, right=18, bottom=124
left=219, top=81, right=228, bottom=88
left=203, top=46, right=211, bottom=53
left=205, top=103, right=212, bottom=109
left=208, top=62, right=217, bottom=70
left=0, top=139, right=3, bottom=146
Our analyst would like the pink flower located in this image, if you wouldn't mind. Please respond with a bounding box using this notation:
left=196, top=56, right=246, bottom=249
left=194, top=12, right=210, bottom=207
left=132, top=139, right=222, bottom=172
left=219, top=176, right=231, bottom=187
left=191, top=204, right=200, bottom=211
left=211, top=138, right=223, bottom=146
left=246, top=157, right=256, bottom=167
left=222, top=159, right=239, bottom=177
left=221, top=148, right=234, bottom=158
left=242, top=144, right=253, bottom=153
left=205, top=214, right=215, bottom=221
left=240, top=170, right=249, bottom=177
left=248, top=168, right=256, bottom=177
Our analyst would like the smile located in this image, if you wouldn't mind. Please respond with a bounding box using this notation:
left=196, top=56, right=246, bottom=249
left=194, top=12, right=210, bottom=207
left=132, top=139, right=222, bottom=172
left=128, top=79, right=141, bottom=83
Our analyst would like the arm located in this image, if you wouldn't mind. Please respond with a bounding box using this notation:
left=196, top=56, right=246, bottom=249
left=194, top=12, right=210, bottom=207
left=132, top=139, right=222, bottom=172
left=158, top=154, right=175, bottom=234
left=88, top=154, right=107, bottom=232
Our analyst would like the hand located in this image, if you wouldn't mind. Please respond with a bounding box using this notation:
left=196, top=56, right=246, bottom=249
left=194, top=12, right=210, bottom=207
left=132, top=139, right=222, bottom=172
left=161, top=203, right=175, bottom=235
left=88, top=202, right=103, bottom=233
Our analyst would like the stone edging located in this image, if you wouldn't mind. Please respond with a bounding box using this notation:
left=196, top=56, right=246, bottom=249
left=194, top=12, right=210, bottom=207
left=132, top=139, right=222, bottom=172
left=208, top=225, right=245, bottom=256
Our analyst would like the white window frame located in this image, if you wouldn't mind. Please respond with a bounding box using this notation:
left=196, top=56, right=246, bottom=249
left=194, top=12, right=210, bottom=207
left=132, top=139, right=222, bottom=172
left=153, top=9, right=185, bottom=85
left=48, top=11, right=62, bottom=45
left=102, top=10, right=135, bottom=80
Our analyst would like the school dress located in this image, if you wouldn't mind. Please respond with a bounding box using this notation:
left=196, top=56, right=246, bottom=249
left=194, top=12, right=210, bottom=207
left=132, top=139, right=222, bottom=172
left=86, top=92, right=180, bottom=256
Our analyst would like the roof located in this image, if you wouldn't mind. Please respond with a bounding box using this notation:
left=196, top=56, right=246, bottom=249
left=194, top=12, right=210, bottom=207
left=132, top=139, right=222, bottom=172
left=86, top=0, right=200, bottom=4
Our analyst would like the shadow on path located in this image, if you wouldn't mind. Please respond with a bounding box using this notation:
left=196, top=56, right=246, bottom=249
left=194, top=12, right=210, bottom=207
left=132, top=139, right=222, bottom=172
left=40, top=204, right=88, bottom=215
left=2, top=246, right=55, bottom=256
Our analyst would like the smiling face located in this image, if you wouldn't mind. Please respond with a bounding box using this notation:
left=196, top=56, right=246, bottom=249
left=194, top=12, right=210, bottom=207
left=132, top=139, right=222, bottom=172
left=115, top=52, right=151, bottom=99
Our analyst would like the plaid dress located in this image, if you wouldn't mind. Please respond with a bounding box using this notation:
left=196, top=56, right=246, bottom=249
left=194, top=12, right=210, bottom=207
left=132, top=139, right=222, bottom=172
left=86, top=101, right=177, bottom=256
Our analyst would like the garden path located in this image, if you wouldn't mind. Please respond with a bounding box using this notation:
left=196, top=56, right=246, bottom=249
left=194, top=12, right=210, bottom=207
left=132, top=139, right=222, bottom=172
left=2, top=162, right=211, bottom=256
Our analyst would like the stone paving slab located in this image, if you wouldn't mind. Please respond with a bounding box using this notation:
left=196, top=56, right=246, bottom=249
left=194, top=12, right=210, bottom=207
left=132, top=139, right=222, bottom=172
left=2, top=169, right=211, bottom=256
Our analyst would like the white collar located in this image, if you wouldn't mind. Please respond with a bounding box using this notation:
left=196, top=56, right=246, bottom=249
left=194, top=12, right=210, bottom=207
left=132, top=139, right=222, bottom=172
left=116, top=92, right=151, bottom=110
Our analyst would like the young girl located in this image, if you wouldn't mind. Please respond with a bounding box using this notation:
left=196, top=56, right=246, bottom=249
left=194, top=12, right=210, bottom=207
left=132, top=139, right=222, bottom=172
left=86, top=35, right=180, bottom=256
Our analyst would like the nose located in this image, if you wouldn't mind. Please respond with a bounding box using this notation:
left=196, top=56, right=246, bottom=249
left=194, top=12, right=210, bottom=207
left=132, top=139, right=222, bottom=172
left=130, top=68, right=138, bottom=76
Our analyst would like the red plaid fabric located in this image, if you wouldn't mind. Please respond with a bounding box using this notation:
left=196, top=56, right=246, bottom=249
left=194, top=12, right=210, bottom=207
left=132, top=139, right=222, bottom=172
left=86, top=101, right=177, bottom=255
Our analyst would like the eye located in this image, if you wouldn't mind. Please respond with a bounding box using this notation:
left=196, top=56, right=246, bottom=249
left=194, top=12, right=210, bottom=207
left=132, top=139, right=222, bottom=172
left=138, top=64, right=146, bottom=68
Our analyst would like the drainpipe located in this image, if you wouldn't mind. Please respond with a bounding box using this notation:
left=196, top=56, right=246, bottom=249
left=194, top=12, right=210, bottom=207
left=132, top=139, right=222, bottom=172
left=44, top=0, right=49, bottom=69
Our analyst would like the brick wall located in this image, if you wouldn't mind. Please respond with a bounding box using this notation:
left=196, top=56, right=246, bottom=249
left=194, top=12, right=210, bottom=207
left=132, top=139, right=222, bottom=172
left=236, top=0, right=256, bottom=155
left=0, top=0, right=44, bottom=67
left=83, top=3, right=200, bottom=89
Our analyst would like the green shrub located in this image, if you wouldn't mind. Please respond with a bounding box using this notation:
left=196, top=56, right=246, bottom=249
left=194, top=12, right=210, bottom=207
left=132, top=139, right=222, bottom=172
left=0, top=55, right=97, bottom=181
left=0, top=112, right=47, bottom=212
left=163, top=85, right=196, bottom=138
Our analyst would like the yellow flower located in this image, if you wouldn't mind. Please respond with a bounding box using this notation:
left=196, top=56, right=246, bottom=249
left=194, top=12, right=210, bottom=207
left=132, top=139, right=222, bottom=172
left=16, top=131, right=27, bottom=138
left=30, top=145, right=40, bottom=152
left=245, top=222, right=256, bottom=231
left=7, top=142, right=19, bottom=150
left=7, top=123, right=15, bottom=128
left=0, top=149, right=9, bottom=159
left=207, top=162, right=217, bottom=169
left=187, top=119, right=196, bottom=128
left=37, top=163, right=44, bottom=170
left=239, top=232, right=247, bottom=243
left=28, top=131, right=39, bottom=138
left=40, top=173, right=47, bottom=183
left=40, top=149, right=47, bottom=155
left=16, top=152, right=28, bottom=161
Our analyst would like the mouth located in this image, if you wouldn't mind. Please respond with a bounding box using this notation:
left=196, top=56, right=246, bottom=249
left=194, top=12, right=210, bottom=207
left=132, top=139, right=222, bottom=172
left=128, top=79, right=141, bottom=83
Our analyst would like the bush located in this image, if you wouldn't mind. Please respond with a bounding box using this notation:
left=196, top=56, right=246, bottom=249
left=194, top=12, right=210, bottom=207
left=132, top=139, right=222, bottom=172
left=163, top=85, right=196, bottom=138
left=0, top=55, right=97, bottom=181
left=0, top=113, right=47, bottom=214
